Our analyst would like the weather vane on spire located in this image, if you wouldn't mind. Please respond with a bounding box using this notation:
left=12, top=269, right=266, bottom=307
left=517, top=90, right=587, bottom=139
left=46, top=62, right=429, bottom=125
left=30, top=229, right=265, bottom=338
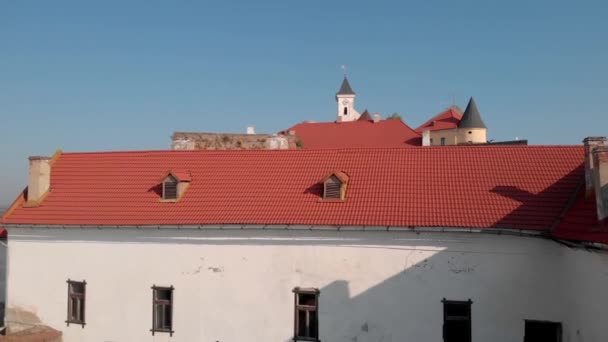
left=341, top=65, right=347, bottom=76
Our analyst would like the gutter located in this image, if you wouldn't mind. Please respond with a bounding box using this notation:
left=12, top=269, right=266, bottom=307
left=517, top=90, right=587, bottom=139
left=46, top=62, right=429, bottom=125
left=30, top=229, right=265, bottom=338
left=2, top=223, right=546, bottom=236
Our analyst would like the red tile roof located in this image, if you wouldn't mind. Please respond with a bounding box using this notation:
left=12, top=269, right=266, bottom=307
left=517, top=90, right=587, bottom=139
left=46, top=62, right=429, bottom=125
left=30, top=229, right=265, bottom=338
left=416, top=107, right=463, bottom=132
left=553, top=188, right=608, bottom=244
left=0, top=146, right=590, bottom=235
left=283, top=120, right=422, bottom=149
left=161, top=170, right=192, bottom=182
left=324, top=171, right=349, bottom=183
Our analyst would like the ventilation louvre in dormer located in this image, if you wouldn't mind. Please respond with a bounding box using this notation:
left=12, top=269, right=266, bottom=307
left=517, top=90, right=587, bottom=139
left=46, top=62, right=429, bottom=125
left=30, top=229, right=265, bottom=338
left=324, top=176, right=342, bottom=199
left=163, top=175, right=178, bottom=200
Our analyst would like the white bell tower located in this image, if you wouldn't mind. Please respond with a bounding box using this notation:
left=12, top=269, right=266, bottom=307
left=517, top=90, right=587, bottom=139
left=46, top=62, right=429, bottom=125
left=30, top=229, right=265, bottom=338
left=335, top=76, right=360, bottom=122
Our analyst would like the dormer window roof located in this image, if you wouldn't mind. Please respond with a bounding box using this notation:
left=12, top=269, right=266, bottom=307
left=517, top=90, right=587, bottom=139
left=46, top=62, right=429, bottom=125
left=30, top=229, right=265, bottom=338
left=160, top=170, right=192, bottom=201
left=322, top=171, right=349, bottom=200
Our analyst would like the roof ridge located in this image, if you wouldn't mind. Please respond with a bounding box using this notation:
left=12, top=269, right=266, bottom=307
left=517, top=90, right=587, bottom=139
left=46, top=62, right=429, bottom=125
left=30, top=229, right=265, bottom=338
left=57, top=144, right=584, bottom=156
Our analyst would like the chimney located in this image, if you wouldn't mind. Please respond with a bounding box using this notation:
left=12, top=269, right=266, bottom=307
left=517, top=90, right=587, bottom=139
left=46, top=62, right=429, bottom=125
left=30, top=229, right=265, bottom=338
left=422, top=130, right=431, bottom=146
left=373, top=113, right=381, bottom=123
left=593, top=146, right=608, bottom=221
left=246, top=126, right=255, bottom=135
left=583, top=136, right=606, bottom=197
left=27, top=156, right=51, bottom=205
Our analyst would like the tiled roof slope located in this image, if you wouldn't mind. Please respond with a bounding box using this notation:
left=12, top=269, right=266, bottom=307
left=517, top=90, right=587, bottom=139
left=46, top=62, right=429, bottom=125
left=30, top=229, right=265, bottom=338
left=283, top=120, right=422, bottom=148
left=416, top=106, right=463, bottom=132
left=553, top=188, right=608, bottom=244
left=1, top=146, right=586, bottom=232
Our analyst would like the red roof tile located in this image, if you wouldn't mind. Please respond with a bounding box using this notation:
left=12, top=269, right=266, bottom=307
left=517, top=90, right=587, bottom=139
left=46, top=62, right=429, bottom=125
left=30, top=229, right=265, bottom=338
left=0, top=146, right=587, bottom=234
left=416, top=107, right=463, bottom=132
left=283, top=120, right=422, bottom=149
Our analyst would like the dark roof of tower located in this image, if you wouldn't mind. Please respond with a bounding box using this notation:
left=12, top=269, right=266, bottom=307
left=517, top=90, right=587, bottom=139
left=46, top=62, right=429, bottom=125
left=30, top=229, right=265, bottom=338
left=358, top=109, right=372, bottom=121
left=458, top=97, right=487, bottom=129
left=336, top=76, right=356, bottom=95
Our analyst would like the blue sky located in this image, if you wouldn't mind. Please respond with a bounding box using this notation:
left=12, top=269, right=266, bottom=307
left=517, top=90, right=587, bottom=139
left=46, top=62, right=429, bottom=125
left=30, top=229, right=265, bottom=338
left=1, top=0, right=607, bottom=205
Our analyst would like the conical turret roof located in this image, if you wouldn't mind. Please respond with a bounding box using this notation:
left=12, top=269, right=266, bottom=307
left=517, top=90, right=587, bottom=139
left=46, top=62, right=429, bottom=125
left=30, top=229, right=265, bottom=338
left=358, top=109, right=372, bottom=121
left=458, top=97, right=486, bottom=129
left=336, top=76, right=356, bottom=95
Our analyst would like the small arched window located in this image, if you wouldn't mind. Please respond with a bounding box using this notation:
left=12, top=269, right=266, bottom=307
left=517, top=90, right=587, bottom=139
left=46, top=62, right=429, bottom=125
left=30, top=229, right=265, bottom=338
left=343, top=107, right=348, bottom=115
left=163, top=175, right=178, bottom=200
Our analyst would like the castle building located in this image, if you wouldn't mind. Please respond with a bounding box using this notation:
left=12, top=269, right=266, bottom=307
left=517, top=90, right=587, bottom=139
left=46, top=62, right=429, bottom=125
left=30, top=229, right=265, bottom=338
left=170, top=76, right=504, bottom=150
left=416, top=98, right=488, bottom=146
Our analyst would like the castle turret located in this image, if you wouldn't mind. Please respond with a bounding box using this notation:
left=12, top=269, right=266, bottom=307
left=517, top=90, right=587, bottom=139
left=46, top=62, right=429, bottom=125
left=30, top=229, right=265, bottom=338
left=457, top=97, right=487, bottom=144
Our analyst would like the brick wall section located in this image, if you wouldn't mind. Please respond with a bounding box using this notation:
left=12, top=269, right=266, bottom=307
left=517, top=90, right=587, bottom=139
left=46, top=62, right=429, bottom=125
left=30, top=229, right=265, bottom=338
left=171, top=132, right=298, bottom=150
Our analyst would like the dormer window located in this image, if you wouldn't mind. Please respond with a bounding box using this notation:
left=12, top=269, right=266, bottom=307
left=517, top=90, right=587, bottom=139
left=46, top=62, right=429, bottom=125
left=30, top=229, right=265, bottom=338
left=160, top=170, right=192, bottom=202
left=322, top=171, right=349, bottom=200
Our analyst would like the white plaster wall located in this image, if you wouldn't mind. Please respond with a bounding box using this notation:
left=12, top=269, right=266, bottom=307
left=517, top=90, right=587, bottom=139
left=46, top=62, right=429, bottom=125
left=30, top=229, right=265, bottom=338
left=561, top=247, right=608, bottom=342
left=336, top=95, right=359, bottom=122
left=4, top=228, right=600, bottom=342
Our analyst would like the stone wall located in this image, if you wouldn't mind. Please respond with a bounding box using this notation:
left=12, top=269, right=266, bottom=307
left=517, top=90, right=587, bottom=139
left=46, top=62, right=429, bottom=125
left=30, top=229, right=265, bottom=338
left=171, top=132, right=298, bottom=150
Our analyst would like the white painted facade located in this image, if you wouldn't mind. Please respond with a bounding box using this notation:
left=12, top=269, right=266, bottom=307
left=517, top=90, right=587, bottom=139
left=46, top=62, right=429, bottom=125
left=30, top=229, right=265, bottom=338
left=336, top=94, right=360, bottom=122
left=5, top=227, right=608, bottom=342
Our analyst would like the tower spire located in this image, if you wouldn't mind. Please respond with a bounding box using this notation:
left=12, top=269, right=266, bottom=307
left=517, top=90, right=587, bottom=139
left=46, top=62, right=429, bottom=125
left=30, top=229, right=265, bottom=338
left=458, top=97, right=487, bottom=129
left=335, top=74, right=359, bottom=122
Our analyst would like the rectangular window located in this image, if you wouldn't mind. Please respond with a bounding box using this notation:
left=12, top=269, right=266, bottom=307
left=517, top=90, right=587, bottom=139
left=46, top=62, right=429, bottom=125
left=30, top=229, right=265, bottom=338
left=293, top=287, right=319, bottom=341
left=524, top=320, right=562, bottom=342
left=66, top=280, right=86, bottom=326
left=440, top=137, right=446, bottom=146
left=151, top=286, right=174, bottom=336
left=443, top=299, right=471, bottom=342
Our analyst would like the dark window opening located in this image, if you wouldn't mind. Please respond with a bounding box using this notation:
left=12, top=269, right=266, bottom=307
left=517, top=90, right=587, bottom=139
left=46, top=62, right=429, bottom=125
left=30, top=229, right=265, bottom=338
left=468, top=131, right=472, bottom=134
left=66, top=280, right=86, bottom=326
left=152, top=286, right=174, bottom=336
left=343, top=107, right=348, bottom=115
left=524, top=320, right=562, bottom=342
left=163, top=176, right=178, bottom=200
left=323, top=175, right=342, bottom=199
left=430, top=138, right=434, bottom=145
left=294, top=288, right=319, bottom=341
left=440, top=137, right=446, bottom=146
left=443, top=299, right=471, bottom=342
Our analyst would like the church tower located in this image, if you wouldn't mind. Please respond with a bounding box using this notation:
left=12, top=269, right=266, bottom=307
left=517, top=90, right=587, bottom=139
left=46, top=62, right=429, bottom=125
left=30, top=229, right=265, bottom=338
left=335, top=77, right=360, bottom=122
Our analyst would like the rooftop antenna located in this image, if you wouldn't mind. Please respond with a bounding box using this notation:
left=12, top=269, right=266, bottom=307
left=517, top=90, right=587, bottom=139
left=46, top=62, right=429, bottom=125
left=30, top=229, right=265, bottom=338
left=341, top=65, right=348, bottom=76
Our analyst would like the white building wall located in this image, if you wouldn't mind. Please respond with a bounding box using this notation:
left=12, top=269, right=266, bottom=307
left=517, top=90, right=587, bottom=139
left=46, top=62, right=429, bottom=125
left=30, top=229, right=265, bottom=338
left=336, top=95, right=359, bottom=122
left=561, top=247, right=608, bottom=342
left=4, top=228, right=606, bottom=342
